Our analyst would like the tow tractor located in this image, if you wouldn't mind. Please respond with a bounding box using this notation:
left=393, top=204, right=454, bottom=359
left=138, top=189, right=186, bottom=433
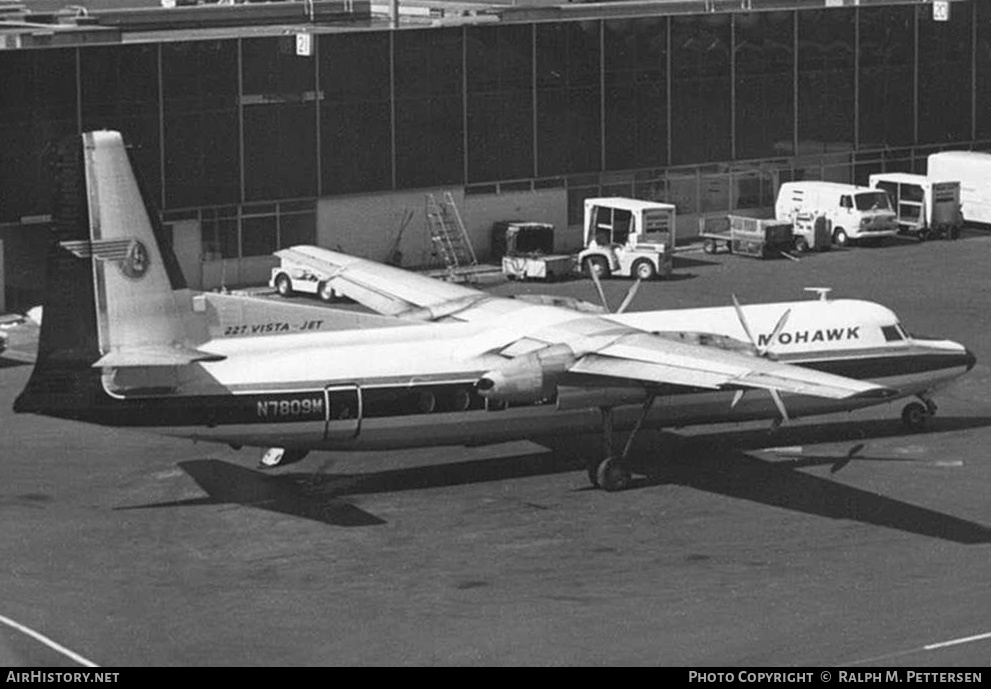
left=270, top=249, right=337, bottom=302
left=577, top=198, right=676, bottom=280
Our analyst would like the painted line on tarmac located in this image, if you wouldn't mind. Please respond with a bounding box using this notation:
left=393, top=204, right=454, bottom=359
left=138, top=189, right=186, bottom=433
left=843, top=630, right=991, bottom=666
left=0, top=614, right=99, bottom=667
left=923, top=631, right=991, bottom=651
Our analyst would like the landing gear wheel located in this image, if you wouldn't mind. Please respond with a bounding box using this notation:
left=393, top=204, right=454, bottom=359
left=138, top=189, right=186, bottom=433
left=318, top=281, right=335, bottom=303
left=917, top=229, right=931, bottom=242
left=632, top=259, right=657, bottom=281
left=275, top=273, right=293, bottom=298
left=901, top=401, right=931, bottom=432
left=833, top=228, right=849, bottom=247
left=794, top=237, right=809, bottom=253
left=596, top=457, right=632, bottom=492
left=702, top=238, right=716, bottom=254
left=259, top=447, right=309, bottom=468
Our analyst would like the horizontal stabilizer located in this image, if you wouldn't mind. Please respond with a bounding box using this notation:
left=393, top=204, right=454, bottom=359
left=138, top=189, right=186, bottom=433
left=93, top=345, right=225, bottom=368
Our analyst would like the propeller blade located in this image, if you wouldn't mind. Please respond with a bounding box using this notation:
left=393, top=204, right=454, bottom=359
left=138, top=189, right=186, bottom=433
left=616, top=278, right=642, bottom=315
left=769, top=388, right=789, bottom=424
left=760, top=308, right=792, bottom=356
left=732, top=294, right=757, bottom=348
left=590, top=265, right=610, bottom=313
left=730, top=389, right=746, bottom=409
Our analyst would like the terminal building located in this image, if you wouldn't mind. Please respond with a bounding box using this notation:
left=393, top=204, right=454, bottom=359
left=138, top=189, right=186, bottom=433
left=0, top=0, right=988, bottom=310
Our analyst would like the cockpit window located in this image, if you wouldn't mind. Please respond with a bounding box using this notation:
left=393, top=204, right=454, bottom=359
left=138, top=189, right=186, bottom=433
left=881, top=325, right=904, bottom=342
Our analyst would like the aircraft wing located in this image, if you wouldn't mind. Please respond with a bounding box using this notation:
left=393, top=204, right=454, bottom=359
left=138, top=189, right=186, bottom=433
left=567, top=331, right=890, bottom=400
left=274, top=246, right=523, bottom=322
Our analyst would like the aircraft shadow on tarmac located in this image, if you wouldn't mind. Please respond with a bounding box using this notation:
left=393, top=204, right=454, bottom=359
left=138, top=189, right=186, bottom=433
left=119, top=415, right=991, bottom=542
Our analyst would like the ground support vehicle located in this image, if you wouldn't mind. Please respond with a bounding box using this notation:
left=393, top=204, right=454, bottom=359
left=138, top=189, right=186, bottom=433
left=791, top=213, right=833, bottom=252
left=269, top=251, right=337, bottom=301
left=775, top=181, right=899, bottom=246
left=577, top=198, right=675, bottom=280
left=700, top=216, right=794, bottom=259
left=491, top=222, right=574, bottom=281
left=869, top=173, right=962, bottom=241
left=927, top=151, right=991, bottom=225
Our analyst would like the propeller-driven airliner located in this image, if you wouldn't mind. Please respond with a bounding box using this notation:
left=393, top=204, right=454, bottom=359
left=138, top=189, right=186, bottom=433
left=13, top=132, right=976, bottom=491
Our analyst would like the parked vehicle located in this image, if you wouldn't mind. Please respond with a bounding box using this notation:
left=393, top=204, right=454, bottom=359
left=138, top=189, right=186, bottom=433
left=869, top=172, right=962, bottom=240
left=270, top=253, right=337, bottom=301
left=701, top=216, right=794, bottom=259
left=791, top=213, right=833, bottom=252
left=577, top=198, right=676, bottom=280
left=927, top=151, right=991, bottom=225
left=491, top=221, right=573, bottom=281
left=775, top=181, right=899, bottom=246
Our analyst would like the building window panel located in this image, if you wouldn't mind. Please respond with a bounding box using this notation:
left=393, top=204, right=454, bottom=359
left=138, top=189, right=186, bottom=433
left=670, top=15, right=731, bottom=165
left=240, top=215, right=278, bottom=258
left=243, top=103, right=318, bottom=202
left=536, top=21, right=602, bottom=176
left=917, top=4, right=972, bottom=144
left=0, top=49, right=78, bottom=221
left=734, top=11, right=795, bottom=160
left=320, top=32, right=393, bottom=195
left=604, top=17, right=668, bottom=171
left=797, top=8, right=855, bottom=154
left=466, top=24, right=534, bottom=183
left=394, top=28, right=464, bottom=188
left=162, top=40, right=240, bottom=208
left=978, top=1, right=991, bottom=140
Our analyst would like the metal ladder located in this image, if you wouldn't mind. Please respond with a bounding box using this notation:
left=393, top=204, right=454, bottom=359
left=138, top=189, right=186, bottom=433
left=425, top=192, right=477, bottom=279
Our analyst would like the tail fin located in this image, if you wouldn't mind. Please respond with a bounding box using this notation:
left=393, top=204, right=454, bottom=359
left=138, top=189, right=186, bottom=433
left=15, top=130, right=215, bottom=416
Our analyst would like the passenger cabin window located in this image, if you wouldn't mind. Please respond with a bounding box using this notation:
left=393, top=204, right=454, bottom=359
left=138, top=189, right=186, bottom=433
left=840, top=195, right=853, bottom=209
left=881, top=325, right=904, bottom=342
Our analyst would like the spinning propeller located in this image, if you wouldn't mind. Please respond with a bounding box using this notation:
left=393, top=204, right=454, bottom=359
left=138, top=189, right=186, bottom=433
left=730, top=294, right=793, bottom=429
left=588, top=265, right=642, bottom=315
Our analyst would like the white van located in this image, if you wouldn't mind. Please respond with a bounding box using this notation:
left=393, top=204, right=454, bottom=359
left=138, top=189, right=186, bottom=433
left=868, top=173, right=962, bottom=240
left=775, top=181, right=899, bottom=246
left=927, top=151, right=991, bottom=225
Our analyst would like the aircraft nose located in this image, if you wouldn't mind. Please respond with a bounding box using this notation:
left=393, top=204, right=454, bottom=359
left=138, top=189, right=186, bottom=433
left=965, top=348, right=976, bottom=371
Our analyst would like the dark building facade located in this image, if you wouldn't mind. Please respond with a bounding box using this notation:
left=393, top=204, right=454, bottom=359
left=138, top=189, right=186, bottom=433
left=0, top=0, right=989, bottom=308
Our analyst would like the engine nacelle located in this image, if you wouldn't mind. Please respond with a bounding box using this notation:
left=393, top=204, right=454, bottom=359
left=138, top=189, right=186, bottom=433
left=476, top=344, right=575, bottom=405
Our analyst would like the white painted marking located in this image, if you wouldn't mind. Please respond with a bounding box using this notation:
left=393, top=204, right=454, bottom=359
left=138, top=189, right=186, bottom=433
left=923, top=631, right=991, bottom=651
left=0, top=614, right=99, bottom=667
left=931, top=460, right=964, bottom=467
left=765, top=446, right=803, bottom=454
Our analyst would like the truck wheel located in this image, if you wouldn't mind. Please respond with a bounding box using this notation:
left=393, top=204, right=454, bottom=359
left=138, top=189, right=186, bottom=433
left=917, top=228, right=930, bottom=242
left=583, top=256, right=610, bottom=280
left=275, top=273, right=293, bottom=297
left=318, top=281, right=335, bottom=302
left=794, top=237, right=809, bottom=253
left=832, top=228, right=849, bottom=247
left=702, top=239, right=716, bottom=254
left=632, top=259, right=657, bottom=281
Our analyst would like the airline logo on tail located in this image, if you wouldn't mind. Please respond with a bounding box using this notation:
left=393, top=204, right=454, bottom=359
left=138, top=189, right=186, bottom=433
left=60, top=238, right=151, bottom=280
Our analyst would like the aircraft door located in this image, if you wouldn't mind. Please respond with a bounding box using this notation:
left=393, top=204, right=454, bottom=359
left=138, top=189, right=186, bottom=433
left=324, top=384, right=362, bottom=440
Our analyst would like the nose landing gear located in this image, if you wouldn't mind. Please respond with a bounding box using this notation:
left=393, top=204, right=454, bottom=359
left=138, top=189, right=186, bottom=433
left=901, top=395, right=937, bottom=432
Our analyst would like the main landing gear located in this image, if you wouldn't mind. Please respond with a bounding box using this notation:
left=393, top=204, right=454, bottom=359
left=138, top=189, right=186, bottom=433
left=259, top=447, right=309, bottom=468
left=588, top=394, right=657, bottom=492
left=901, top=395, right=937, bottom=432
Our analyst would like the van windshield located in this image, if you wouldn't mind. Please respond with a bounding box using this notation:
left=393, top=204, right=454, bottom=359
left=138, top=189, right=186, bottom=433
left=854, top=191, right=891, bottom=211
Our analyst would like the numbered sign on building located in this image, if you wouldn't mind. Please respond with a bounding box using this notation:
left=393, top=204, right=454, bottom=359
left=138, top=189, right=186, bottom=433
left=933, top=0, right=950, bottom=22
left=296, top=33, right=313, bottom=57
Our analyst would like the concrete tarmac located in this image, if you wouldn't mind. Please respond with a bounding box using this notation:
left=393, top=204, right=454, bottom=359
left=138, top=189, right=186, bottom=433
left=0, top=233, right=989, bottom=666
